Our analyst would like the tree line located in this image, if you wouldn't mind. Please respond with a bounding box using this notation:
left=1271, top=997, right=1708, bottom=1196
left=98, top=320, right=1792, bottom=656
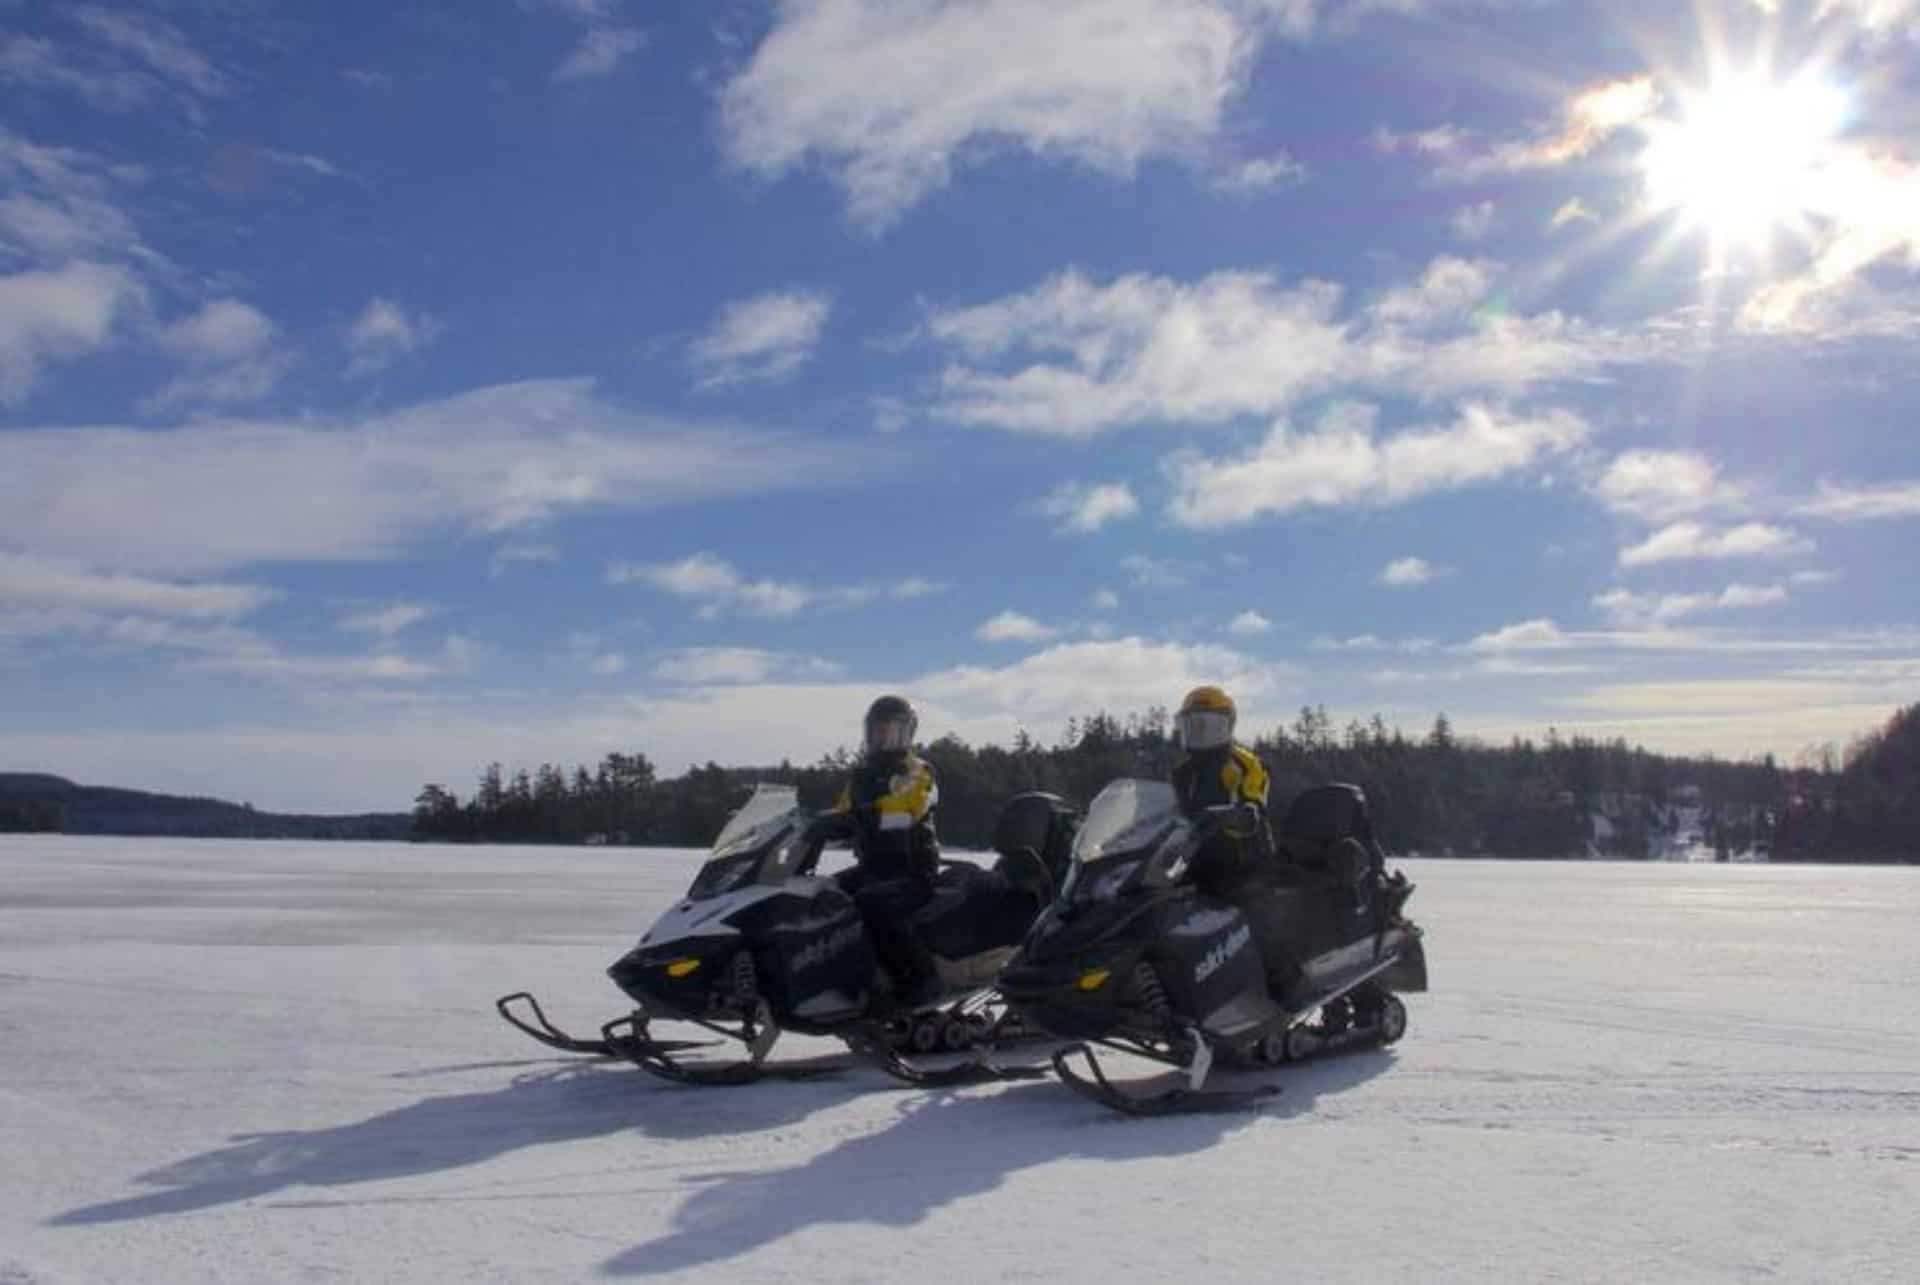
left=411, top=703, right=1920, bottom=862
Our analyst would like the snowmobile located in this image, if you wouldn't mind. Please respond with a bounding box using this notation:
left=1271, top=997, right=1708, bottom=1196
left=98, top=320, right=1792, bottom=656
left=996, top=778, right=1426, bottom=1116
left=496, top=784, right=1079, bottom=1087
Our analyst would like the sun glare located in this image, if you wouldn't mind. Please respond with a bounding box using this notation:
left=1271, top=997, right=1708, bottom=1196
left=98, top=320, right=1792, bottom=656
left=1638, top=73, right=1850, bottom=257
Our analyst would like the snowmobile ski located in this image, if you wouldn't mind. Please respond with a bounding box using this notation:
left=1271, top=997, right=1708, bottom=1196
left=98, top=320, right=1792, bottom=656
left=1050, top=1036, right=1280, bottom=1117
left=494, top=992, right=708, bottom=1059
left=843, top=1027, right=1053, bottom=1087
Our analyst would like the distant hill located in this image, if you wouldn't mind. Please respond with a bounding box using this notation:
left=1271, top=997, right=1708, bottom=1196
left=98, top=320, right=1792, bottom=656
left=0, top=773, right=410, bottom=840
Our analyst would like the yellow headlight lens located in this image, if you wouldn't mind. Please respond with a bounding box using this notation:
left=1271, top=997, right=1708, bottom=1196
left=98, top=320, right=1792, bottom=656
left=1076, top=967, right=1111, bottom=992
left=665, top=958, right=701, bottom=978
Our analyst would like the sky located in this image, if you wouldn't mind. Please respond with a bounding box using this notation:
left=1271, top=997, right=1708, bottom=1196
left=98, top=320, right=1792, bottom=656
left=2, top=0, right=1918, bottom=813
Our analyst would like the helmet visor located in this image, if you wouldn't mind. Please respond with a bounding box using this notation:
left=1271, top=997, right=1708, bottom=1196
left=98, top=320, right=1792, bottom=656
left=865, top=715, right=915, bottom=754
left=1176, top=708, right=1233, bottom=751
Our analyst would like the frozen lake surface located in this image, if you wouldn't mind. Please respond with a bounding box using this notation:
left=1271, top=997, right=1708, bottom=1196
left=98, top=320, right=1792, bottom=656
left=3, top=836, right=1917, bottom=1282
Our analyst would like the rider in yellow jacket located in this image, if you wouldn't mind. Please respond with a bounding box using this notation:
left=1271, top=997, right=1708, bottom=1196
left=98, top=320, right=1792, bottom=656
left=1169, top=685, right=1275, bottom=895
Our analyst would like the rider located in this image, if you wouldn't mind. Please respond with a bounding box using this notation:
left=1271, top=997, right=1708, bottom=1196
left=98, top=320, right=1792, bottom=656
left=1170, top=684, right=1274, bottom=894
left=814, top=695, right=943, bottom=1005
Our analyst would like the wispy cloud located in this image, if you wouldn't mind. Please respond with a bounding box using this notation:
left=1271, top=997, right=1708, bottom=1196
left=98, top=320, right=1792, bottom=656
left=1212, top=151, right=1307, bottom=193
left=1165, top=401, right=1588, bottom=530
left=338, top=601, right=437, bottom=637
left=1381, top=76, right=1657, bottom=180
left=689, top=288, right=833, bottom=388
left=345, top=297, right=440, bottom=378
left=1041, top=480, right=1140, bottom=533
left=1227, top=609, right=1272, bottom=636
left=1590, top=449, right=1740, bottom=522
left=652, top=646, right=839, bottom=685
left=976, top=611, right=1060, bottom=644
left=920, top=259, right=1643, bottom=437
left=1450, top=200, right=1495, bottom=240
left=1, top=379, right=861, bottom=575
left=1380, top=556, right=1443, bottom=587
left=1618, top=521, right=1813, bottom=568
left=0, top=553, right=274, bottom=618
left=1593, top=582, right=1789, bottom=625
left=0, top=260, right=143, bottom=406
left=1797, top=479, right=1920, bottom=521
left=607, top=552, right=939, bottom=620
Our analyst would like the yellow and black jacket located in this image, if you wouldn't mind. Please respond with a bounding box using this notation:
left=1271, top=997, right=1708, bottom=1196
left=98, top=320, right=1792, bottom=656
left=1171, top=742, right=1274, bottom=893
left=824, top=751, right=941, bottom=882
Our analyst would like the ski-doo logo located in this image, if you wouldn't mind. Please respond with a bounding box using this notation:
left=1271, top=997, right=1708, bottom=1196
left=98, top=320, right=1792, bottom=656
left=791, top=921, right=864, bottom=974
left=1193, top=923, right=1252, bottom=983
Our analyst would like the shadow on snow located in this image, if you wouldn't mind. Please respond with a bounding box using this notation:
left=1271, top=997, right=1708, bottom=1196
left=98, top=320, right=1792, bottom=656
left=46, top=1057, right=854, bottom=1226
left=46, top=1046, right=1393, bottom=1263
left=601, top=1049, right=1397, bottom=1278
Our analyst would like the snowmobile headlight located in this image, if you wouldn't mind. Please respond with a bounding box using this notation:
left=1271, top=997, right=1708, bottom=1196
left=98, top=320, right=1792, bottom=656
left=1076, top=967, right=1112, bottom=992
left=665, top=958, right=702, bottom=978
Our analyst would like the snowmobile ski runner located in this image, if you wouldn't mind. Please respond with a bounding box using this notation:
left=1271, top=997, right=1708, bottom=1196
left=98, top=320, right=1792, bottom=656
left=998, top=778, right=1427, bottom=1116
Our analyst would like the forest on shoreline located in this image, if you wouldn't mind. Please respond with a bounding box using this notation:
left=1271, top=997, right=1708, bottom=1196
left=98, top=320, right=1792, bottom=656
left=406, top=702, right=1920, bottom=863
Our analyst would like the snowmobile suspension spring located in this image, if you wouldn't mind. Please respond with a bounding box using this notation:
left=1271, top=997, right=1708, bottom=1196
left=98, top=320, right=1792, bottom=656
left=1131, top=963, right=1170, bottom=1018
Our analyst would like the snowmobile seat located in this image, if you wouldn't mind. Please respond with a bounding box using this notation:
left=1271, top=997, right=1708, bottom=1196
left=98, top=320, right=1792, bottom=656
left=991, top=791, right=1080, bottom=892
left=1276, top=784, right=1381, bottom=888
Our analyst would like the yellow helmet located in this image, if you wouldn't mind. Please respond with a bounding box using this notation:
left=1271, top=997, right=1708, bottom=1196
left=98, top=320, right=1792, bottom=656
left=1177, top=685, right=1235, bottom=750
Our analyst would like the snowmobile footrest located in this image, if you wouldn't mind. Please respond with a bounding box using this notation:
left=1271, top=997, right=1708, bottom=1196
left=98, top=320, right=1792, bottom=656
left=848, top=1034, right=1052, bottom=1087
left=1051, top=1043, right=1280, bottom=1118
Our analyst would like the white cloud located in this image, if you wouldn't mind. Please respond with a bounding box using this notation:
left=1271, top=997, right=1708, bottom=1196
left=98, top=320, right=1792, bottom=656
left=652, top=647, right=840, bottom=685
left=1213, top=151, right=1307, bottom=193
left=1549, top=198, right=1599, bottom=231
left=555, top=25, right=646, bottom=80
left=1797, top=479, right=1920, bottom=521
left=1091, top=588, right=1120, bottom=610
left=1041, top=480, right=1140, bottom=533
left=1591, top=449, right=1736, bottom=522
left=921, top=261, right=1638, bottom=436
left=69, top=6, right=226, bottom=99
left=0, top=553, right=274, bottom=618
left=345, top=297, right=440, bottom=378
left=1228, top=609, right=1272, bottom=635
left=1450, top=200, right=1495, bottom=240
left=689, top=288, right=833, bottom=388
left=0, top=379, right=861, bottom=575
left=259, top=149, right=345, bottom=180
left=142, top=297, right=292, bottom=412
left=1368, top=256, right=1495, bottom=329
left=1593, top=582, right=1790, bottom=625
left=490, top=543, right=561, bottom=576
left=338, top=602, right=436, bottom=637
left=156, top=298, right=273, bottom=363
left=1312, top=633, right=1437, bottom=653
left=721, top=0, right=1267, bottom=229
left=139, top=350, right=298, bottom=414
left=1120, top=554, right=1188, bottom=589
left=1618, top=521, right=1814, bottom=568
left=1164, top=401, right=1589, bottom=530
left=1466, top=618, right=1574, bottom=652
left=607, top=551, right=935, bottom=620
left=0, top=260, right=142, bottom=405
left=0, top=130, right=155, bottom=268
left=1390, top=76, right=1658, bottom=180
left=976, top=610, right=1060, bottom=644
left=1380, top=556, right=1440, bottom=587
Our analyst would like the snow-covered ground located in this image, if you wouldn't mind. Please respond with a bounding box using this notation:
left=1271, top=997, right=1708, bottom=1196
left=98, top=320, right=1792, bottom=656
left=3, top=836, right=1916, bottom=1283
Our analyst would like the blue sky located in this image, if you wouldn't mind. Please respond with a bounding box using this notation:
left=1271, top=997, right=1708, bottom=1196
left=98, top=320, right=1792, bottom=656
left=3, top=0, right=1918, bottom=812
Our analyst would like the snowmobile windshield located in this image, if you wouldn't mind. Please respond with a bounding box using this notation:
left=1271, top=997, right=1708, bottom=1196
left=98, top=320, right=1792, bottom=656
left=688, top=785, right=807, bottom=899
left=1060, top=779, right=1189, bottom=903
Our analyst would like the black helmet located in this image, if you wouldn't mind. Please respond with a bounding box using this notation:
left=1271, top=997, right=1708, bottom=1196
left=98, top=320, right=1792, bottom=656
left=863, top=694, right=917, bottom=757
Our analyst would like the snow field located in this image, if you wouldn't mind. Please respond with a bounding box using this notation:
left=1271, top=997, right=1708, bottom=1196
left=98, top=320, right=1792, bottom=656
left=2, top=837, right=1916, bottom=1282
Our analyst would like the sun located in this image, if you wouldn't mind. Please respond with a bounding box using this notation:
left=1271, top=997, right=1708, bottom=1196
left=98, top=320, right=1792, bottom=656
left=1637, top=71, right=1850, bottom=259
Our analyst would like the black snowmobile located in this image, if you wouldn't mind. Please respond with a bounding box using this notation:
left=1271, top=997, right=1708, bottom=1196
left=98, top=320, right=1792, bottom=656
left=997, top=778, right=1426, bottom=1116
left=497, top=784, right=1079, bottom=1087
